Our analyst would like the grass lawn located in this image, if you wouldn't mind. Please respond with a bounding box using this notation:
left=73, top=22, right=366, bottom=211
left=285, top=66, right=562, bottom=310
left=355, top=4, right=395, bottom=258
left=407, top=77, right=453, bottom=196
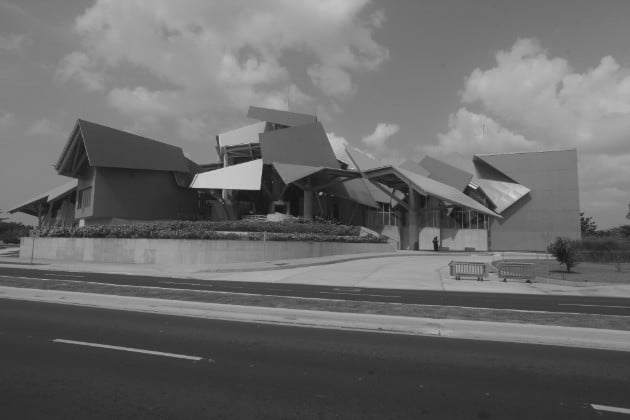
left=495, top=258, right=630, bottom=284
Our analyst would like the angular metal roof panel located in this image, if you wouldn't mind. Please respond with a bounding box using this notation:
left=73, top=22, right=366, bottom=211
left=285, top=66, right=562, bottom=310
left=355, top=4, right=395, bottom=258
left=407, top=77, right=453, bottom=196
left=419, top=155, right=473, bottom=191
left=363, top=165, right=499, bottom=217
left=272, top=163, right=324, bottom=185
left=399, top=159, right=430, bottom=177
left=325, top=178, right=379, bottom=209
left=345, top=147, right=388, bottom=172
left=57, top=120, right=191, bottom=174
left=475, top=178, right=531, bottom=214
left=217, top=121, right=266, bottom=148
left=190, top=159, right=263, bottom=190
left=260, top=122, right=339, bottom=168
left=8, top=179, right=78, bottom=215
left=247, top=106, right=316, bottom=127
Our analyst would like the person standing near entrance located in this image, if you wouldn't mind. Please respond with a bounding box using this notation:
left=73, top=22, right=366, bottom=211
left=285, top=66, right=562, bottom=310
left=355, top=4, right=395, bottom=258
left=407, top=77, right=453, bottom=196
left=432, top=236, right=439, bottom=251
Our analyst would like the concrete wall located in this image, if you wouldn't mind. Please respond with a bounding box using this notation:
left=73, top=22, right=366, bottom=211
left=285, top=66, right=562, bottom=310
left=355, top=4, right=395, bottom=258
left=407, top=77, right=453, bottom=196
left=20, top=237, right=396, bottom=264
left=481, top=150, right=580, bottom=251
left=439, top=228, right=487, bottom=251
left=418, top=227, right=487, bottom=251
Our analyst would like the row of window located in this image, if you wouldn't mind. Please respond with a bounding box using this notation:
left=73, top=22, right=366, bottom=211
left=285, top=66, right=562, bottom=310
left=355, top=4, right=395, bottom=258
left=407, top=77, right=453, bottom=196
left=422, top=209, right=489, bottom=230
left=366, top=204, right=489, bottom=230
left=77, top=187, right=92, bottom=209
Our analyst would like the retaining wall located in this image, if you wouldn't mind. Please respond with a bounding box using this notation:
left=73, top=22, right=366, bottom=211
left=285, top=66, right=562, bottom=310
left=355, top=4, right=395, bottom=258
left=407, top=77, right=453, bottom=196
left=19, top=237, right=396, bottom=264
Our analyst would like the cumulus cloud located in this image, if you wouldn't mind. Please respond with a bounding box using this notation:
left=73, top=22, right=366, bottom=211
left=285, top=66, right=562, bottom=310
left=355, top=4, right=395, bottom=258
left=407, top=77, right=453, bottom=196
left=56, top=51, right=105, bottom=91
left=0, top=112, right=16, bottom=129
left=0, top=32, right=30, bottom=52
left=362, top=122, right=399, bottom=149
left=60, top=0, right=388, bottom=133
left=25, top=118, right=63, bottom=137
left=423, top=38, right=630, bottom=227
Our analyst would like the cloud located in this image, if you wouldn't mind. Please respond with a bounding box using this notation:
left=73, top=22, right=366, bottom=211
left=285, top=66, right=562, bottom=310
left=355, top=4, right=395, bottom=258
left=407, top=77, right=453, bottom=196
left=25, top=118, right=63, bottom=137
left=361, top=122, right=399, bottom=148
left=0, top=112, right=16, bottom=129
left=60, top=0, right=388, bottom=132
left=327, top=132, right=352, bottom=165
left=0, top=32, right=30, bottom=52
left=56, top=51, right=105, bottom=91
left=424, top=38, right=630, bottom=227
left=177, top=116, right=209, bottom=143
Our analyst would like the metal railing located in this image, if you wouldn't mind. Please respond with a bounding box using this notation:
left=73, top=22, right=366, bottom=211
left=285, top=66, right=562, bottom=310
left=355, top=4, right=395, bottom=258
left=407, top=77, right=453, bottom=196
left=449, top=261, right=487, bottom=281
left=497, top=262, right=535, bottom=282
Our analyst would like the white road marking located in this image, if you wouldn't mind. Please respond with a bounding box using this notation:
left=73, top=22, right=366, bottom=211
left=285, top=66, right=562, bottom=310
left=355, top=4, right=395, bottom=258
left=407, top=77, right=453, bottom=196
left=320, top=291, right=401, bottom=298
left=43, top=273, right=85, bottom=278
left=591, top=403, right=630, bottom=415
left=558, top=303, right=630, bottom=309
left=52, top=339, right=204, bottom=361
left=158, top=281, right=209, bottom=287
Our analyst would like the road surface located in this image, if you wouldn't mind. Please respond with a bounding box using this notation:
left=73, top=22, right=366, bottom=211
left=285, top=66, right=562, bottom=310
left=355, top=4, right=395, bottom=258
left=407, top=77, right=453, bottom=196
left=0, top=298, right=628, bottom=419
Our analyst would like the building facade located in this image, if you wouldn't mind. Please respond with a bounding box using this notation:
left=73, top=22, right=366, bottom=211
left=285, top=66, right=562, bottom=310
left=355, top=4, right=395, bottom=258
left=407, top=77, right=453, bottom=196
left=10, top=107, right=580, bottom=251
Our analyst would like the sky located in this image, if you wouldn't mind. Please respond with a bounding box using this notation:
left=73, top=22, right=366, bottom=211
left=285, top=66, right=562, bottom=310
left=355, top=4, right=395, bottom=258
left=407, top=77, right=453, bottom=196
left=1, top=0, right=630, bottom=228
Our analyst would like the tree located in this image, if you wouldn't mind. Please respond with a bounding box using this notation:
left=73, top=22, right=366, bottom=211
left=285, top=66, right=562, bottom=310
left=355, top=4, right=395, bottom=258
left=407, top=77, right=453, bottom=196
left=580, top=212, right=597, bottom=236
left=547, top=237, right=579, bottom=272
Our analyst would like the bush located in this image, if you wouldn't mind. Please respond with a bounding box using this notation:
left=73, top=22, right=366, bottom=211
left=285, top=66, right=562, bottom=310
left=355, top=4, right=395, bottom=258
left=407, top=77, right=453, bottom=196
left=33, top=220, right=387, bottom=243
left=566, top=237, right=630, bottom=263
left=547, top=237, right=580, bottom=272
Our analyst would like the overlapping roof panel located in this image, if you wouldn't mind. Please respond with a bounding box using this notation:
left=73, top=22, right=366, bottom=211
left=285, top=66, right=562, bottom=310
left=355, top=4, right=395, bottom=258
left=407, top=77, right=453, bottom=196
left=419, top=155, right=473, bottom=191
left=475, top=178, right=531, bottom=214
left=8, top=179, right=78, bottom=216
left=190, top=159, right=263, bottom=190
left=217, top=121, right=266, bottom=148
left=260, top=122, right=339, bottom=168
left=363, top=165, right=499, bottom=217
left=247, top=106, right=316, bottom=127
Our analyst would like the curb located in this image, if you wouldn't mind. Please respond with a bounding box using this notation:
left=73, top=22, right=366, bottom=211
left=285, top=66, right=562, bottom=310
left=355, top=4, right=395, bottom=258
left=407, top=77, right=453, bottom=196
left=1, top=286, right=629, bottom=353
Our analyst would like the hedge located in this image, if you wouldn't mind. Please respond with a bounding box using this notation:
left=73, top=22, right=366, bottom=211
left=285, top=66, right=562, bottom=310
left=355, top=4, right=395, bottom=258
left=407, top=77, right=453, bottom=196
left=34, top=220, right=388, bottom=244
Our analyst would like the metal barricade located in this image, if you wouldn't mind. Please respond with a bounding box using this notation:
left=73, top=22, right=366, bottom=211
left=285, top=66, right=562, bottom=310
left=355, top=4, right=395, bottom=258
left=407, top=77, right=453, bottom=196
left=449, top=261, right=487, bottom=281
left=497, top=262, right=535, bottom=282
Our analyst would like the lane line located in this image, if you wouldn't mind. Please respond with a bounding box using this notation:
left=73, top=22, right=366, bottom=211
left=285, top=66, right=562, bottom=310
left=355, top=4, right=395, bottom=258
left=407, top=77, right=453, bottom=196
left=43, top=273, right=85, bottom=278
left=52, top=339, right=204, bottom=361
left=159, top=281, right=210, bottom=287
left=558, top=303, right=630, bottom=309
left=591, top=403, right=630, bottom=415
left=320, top=291, right=401, bottom=298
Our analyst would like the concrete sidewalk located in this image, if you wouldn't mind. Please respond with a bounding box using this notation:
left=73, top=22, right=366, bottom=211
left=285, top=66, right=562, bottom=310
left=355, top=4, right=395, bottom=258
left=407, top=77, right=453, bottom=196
left=2, top=249, right=630, bottom=298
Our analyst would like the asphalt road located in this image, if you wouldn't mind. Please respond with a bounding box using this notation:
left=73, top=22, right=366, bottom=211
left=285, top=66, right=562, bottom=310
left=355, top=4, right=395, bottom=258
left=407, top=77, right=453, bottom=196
left=1, top=298, right=629, bottom=419
left=1, top=265, right=630, bottom=315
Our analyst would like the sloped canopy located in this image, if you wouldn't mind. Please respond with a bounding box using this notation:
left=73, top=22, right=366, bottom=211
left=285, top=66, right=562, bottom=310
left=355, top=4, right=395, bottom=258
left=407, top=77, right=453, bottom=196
left=419, top=155, right=473, bottom=191
left=8, top=179, right=78, bottom=217
left=56, top=119, right=191, bottom=177
left=247, top=106, right=316, bottom=127
left=190, top=159, right=263, bottom=190
left=363, top=165, right=499, bottom=217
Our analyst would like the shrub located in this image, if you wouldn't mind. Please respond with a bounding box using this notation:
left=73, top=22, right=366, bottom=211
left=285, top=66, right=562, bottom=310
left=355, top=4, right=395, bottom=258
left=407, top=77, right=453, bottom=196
left=547, top=237, right=580, bottom=272
left=33, top=220, right=387, bottom=243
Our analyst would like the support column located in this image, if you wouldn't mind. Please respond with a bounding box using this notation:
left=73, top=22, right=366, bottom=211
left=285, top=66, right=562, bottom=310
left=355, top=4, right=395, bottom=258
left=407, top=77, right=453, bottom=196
left=221, top=153, right=230, bottom=200
left=303, top=179, right=313, bottom=220
left=408, top=187, right=419, bottom=250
